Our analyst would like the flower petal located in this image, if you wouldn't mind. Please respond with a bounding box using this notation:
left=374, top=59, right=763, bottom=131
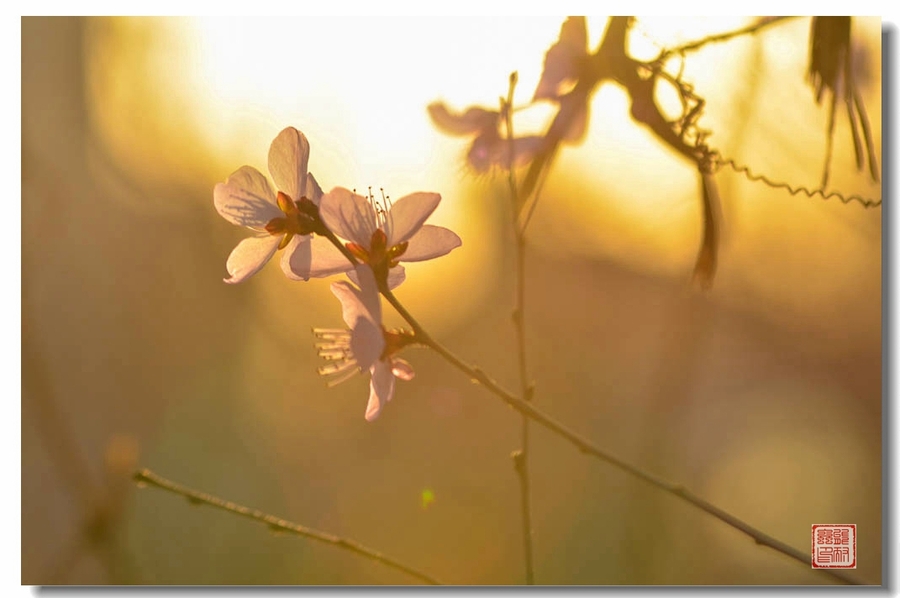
left=280, top=235, right=306, bottom=280
left=401, top=225, right=462, bottom=262
left=223, top=235, right=280, bottom=284
left=427, top=102, right=498, bottom=136
left=268, top=127, right=310, bottom=201
left=533, top=16, right=588, bottom=101
left=391, top=358, right=415, bottom=381
left=386, top=266, right=407, bottom=290
left=349, top=264, right=406, bottom=290
left=469, top=134, right=546, bottom=173
left=332, top=266, right=382, bottom=325
left=330, top=281, right=365, bottom=326
left=386, top=192, right=441, bottom=246
left=305, top=172, right=324, bottom=204
left=467, top=131, right=502, bottom=173
left=366, top=360, right=395, bottom=421
left=214, top=166, right=280, bottom=229
left=353, top=264, right=383, bottom=321
left=320, top=187, right=377, bottom=246
left=350, top=316, right=384, bottom=372
left=286, top=235, right=352, bottom=280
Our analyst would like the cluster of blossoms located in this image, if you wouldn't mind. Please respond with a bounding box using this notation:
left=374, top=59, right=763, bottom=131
left=214, top=127, right=461, bottom=420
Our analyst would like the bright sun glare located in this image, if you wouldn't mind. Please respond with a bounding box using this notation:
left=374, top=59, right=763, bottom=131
left=86, top=16, right=880, bottom=312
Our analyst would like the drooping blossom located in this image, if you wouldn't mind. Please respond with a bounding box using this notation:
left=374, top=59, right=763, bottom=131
left=314, top=266, right=416, bottom=421
left=427, top=102, right=546, bottom=173
left=319, top=187, right=462, bottom=290
left=427, top=19, right=597, bottom=176
left=214, top=127, right=351, bottom=284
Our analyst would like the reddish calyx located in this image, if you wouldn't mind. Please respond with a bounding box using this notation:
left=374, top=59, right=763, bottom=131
left=346, top=229, right=409, bottom=284
left=381, top=328, right=417, bottom=360
left=265, top=192, right=320, bottom=249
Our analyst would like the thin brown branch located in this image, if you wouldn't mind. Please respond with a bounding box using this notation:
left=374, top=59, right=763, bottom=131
left=133, top=468, right=443, bottom=585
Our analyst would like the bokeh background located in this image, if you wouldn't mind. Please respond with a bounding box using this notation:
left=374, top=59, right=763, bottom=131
left=21, top=16, right=882, bottom=585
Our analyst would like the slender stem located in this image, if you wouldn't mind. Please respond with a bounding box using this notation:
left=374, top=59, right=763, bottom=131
left=518, top=153, right=552, bottom=234
left=378, top=293, right=865, bottom=585
left=504, top=71, right=535, bottom=586
left=319, top=226, right=360, bottom=267
left=133, top=469, right=443, bottom=585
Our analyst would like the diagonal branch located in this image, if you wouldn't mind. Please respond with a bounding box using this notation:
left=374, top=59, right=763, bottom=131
left=133, top=469, right=443, bottom=585
left=378, top=290, right=867, bottom=586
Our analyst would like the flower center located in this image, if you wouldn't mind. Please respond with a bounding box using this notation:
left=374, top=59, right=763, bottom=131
left=344, top=189, right=408, bottom=282
left=265, top=192, right=320, bottom=249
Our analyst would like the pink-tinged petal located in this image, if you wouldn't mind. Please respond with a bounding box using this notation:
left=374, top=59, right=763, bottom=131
left=483, top=136, right=547, bottom=172
left=280, top=235, right=305, bottom=280
left=428, top=102, right=498, bottom=136
left=391, top=358, right=415, bottom=381
left=467, top=131, right=502, bottom=173
left=351, top=264, right=407, bottom=290
left=386, top=192, right=441, bottom=246
left=386, top=266, right=407, bottom=290
left=366, top=360, right=395, bottom=421
left=214, top=166, right=280, bottom=229
left=332, top=266, right=382, bottom=324
left=223, top=235, right=280, bottom=284
left=401, top=225, right=462, bottom=262
left=351, top=265, right=382, bottom=322
left=305, top=172, right=324, bottom=204
left=351, top=317, right=384, bottom=372
left=287, top=235, right=352, bottom=280
left=268, top=127, right=310, bottom=201
left=331, top=280, right=375, bottom=329
left=320, top=187, right=377, bottom=246
left=533, top=16, right=588, bottom=101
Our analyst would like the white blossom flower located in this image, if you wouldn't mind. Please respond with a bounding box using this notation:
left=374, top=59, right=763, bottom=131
left=214, top=127, right=350, bottom=284
left=315, top=266, right=416, bottom=421
left=427, top=102, right=546, bottom=173
left=319, top=187, right=462, bottom=290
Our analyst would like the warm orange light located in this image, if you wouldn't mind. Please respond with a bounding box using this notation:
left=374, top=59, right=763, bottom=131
left=85, top=16, right=881, bottom=331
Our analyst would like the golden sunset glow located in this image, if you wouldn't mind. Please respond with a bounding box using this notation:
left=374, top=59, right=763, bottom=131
left=24, top=16, right=883, bottom=586
left=84, top=16, right=881, bottom=303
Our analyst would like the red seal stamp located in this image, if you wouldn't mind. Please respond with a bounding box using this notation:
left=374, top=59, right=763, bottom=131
left=811, top=524, right=856, bottom=569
